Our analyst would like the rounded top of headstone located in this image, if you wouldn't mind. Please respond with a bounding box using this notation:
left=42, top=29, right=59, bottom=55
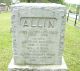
left=11, top=3, right=66, bottom=9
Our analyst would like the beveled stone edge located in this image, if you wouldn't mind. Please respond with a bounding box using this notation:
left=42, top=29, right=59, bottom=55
left=8, top=56, right=67, bottom=70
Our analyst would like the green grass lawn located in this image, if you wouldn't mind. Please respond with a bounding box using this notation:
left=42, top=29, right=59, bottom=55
left=64, top=24, right=80, bottom=71
left=0, top=12, right=12, bottom=71
left=0, top=12, right=80, bottom=71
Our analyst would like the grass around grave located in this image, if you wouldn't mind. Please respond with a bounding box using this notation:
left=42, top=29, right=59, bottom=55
left=64, top=24, right=80, bottom=71
left=0, top=12, right=12, bottom=71
left=0, top=12, right=80, bottom=71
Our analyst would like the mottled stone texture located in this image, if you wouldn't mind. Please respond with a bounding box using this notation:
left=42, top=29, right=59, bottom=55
left=8, top=3, right=67, bottom=71
left=8, top=57, right=67, bottom=71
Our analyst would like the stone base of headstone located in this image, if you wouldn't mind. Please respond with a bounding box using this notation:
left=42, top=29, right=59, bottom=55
left=8, top=57, right=67, bottom=71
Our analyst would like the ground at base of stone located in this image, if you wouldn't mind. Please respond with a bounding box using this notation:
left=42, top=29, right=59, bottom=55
left=8, top=57, right=67, bottom=71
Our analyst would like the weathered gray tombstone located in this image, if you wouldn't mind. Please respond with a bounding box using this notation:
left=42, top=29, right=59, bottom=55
left=8, top=3, right=67, bottom=71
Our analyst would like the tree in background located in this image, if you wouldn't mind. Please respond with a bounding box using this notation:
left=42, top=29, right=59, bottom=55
left=48, top=0, right=64, bottom=4
left=0, top=0, right=4, bottom=3
left=5, top=0, right=11, bottom=6
left=20, top=0, right=27, bottom=2
left=20, top=0, right=36, bottom=2
left=0, top=0, right=64, bottom=4
left=0, top=0, right=11, bottom=6
left=20, top=0, right=64, bottom=4
left=0, top=0, right=11, bottom=11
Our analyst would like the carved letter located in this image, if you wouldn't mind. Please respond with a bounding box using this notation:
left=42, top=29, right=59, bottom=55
left=48, top=20, right=54, bottom=28
left=24, top=19, right=29, bottom=27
